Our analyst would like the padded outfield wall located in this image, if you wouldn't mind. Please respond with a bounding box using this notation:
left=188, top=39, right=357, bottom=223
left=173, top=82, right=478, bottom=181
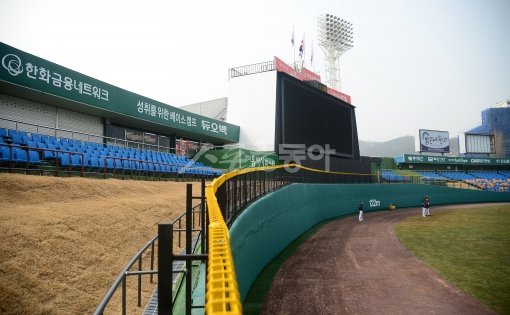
left=229, top=183, right=510, bottom=300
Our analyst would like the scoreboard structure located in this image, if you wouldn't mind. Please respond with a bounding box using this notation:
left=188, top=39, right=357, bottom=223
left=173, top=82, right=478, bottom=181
left=228, top=57, right=368, bottom=173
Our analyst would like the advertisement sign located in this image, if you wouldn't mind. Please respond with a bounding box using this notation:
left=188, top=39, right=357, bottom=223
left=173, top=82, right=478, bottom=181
left=0, top=42, right=240, bottom=142
left=195, top=148, right=279, bottom=170
left=416, top=129, right=450, bottom=153
left=402, top=154, right=510, bottom=166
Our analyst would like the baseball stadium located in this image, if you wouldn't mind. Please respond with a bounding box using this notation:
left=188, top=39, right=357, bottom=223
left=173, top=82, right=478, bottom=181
left=1, top=34, right=510, bottom=315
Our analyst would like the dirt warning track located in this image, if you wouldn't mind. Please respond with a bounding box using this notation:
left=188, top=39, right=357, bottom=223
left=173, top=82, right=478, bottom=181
left=261, top=204, right=497, bottom=315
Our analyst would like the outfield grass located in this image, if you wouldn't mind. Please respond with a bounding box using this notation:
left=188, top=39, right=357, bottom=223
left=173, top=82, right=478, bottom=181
left=396, top=204, right=510, bottom=315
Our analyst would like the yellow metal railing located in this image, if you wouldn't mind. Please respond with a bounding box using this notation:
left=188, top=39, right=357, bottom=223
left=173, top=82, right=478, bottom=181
left=204, top=172, right=242, bottom=315
left=204, top=165, right=289, bottom=314
left=204, top=165, right=376, bottom=314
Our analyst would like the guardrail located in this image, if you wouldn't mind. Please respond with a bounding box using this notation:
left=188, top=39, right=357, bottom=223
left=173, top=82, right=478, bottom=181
left=229, top=60, right=275, bottom=79
left=204, top=164, right=376, bottom=314
left=94, top=180, right=206, bottom=315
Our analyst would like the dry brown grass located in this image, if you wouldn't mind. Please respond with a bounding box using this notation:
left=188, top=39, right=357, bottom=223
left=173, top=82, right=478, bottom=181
left=0, top=173, right=203, bottom=314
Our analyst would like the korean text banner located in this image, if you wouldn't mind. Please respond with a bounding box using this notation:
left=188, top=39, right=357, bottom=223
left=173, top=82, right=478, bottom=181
left=0, top=42, right=239, bottom=142
left=403, top=154, right=510, bottom=166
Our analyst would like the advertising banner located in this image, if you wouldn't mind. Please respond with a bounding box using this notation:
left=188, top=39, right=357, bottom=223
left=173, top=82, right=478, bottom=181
left=402, top=154, right=510, bottom=166
left=416, top=129, right=450, bottom=153
left=0, top=42, right=240, bottom=142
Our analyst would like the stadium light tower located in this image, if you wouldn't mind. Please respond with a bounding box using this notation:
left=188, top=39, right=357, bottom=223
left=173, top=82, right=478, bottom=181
left=317, top=14, right=353, bottom=91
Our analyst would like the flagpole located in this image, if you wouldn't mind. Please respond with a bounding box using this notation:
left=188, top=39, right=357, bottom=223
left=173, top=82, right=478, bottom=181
left=311, top=39, right=315, bottom=72
left=292, top=26, right=296, bottom=70
left=302, top=33, right=306, bottom=70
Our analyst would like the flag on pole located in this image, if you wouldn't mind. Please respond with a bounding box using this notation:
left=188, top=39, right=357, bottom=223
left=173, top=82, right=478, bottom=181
left=291, top=28, right=295, bottom=46
left=310, top=40, right=314, bottom=65
left=299, top=40, right=304, bottom=57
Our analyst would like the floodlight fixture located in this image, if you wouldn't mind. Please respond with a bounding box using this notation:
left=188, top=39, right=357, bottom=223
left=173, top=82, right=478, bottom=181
left=317, top=14, right=353, bottom=91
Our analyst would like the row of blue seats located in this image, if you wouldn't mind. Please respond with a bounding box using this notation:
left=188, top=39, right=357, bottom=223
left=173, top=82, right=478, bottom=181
left=0, top=145, right=217, bottom=175
left=382, top=170, right=510, bottom=183
left=415, top=171, right=450, bottom=180
left=415, top=170, right=510, bottom=181
left=467, top=170, right=509, bottom=180
left=381, top=170, right=407, bottom=182
left=0, top=128, right=222, bottom=176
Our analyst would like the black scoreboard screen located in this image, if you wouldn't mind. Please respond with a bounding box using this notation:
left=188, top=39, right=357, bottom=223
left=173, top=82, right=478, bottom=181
left=275, top=72, right=356, bottom=158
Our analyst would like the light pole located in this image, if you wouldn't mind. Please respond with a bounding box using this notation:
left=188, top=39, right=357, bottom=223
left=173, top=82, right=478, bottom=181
left=317, top=14, right=353, bottom=91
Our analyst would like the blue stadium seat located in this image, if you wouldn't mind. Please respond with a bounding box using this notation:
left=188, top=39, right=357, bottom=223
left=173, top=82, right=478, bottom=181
left=0, top=146, right=11, bottom=162
left=10, top=134, right=23, bottom=145
left=43, top=143, right=57, bottom=160
left=0, top=128, right=7, bottom=138
left=26, top=140, right=36, bottom=148
left=13, top=148, right=28, bottom=163
left=71, top=154, right=82, bottom=167
left=104, top=158, right=114, bottom=169
left=38, top=134, right=49, bottom=143
left=60, top=153, right=71, bottom=167
left=28, top=150, right=41, bottom=164
left=42, top=136, right=57, bottom=145
left=88, top=156, right=100, bottom=168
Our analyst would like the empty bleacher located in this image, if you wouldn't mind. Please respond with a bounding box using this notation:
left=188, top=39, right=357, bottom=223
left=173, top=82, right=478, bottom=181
left=381, top=169, right=407, bottom=182
left=382, top=169, right=510, bottom=192
left=465, top=170, right=510, bottom=192
left=0, top=128, right=222, bottom=179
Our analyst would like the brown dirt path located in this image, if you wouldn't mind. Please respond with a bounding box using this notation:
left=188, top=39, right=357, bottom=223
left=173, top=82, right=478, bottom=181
left=261, top=204, right=498, bottom=315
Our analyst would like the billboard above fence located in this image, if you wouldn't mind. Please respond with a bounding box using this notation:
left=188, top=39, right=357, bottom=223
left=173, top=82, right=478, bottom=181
left=415, top=129, right=450, bottom=153
left=0, top=42, right=240, bottom=143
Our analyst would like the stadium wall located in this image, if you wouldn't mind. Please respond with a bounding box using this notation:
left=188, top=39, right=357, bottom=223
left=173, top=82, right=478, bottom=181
left=229, top=183, right=510, bottom=300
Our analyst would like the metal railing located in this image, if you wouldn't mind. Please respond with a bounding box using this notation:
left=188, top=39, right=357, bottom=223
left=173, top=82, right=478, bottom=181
left=0, top=117, right=200, bottom=155
left=204, top=165, right=377, bottom=314
left=215, top=165, right=376, bottom=227
left=203, top=164, right=510, bottom=314
left=0, top=143, right=85, bottom=176
left=94, top=180, right=207, bottom=315
left=229, top=60, right=275, bottom=79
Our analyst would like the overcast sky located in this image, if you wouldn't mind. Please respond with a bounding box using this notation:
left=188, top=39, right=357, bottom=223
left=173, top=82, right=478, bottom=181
left=1, top=0, right=509, bottom=142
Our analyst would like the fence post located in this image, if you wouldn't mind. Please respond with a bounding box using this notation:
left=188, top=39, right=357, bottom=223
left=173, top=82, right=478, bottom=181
left=158, top=223, right=173, bottom=315
left=185, top=184, right=193, bottom=315
left=200, top=178, right=206, bottom=255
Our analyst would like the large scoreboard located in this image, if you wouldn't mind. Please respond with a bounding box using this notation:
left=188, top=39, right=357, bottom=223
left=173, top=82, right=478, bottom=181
left=275, top=72, right=359, bottom=159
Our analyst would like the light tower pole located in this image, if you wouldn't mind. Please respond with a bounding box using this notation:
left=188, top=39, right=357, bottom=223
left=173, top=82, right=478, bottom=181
left=317, top=14, right=353, bottom=91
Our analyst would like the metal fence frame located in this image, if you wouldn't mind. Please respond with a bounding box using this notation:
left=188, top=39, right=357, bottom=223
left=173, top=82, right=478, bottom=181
left=94, top=180, right=207, bottom=315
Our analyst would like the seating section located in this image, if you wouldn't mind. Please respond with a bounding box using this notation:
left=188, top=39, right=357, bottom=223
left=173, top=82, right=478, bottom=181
left=415, top=171, right=451, bottom=180
left=465, top=170, right=510, bottom=192
left=382, top=169, right=510, bottom=192
left=0, top=128, right=222, bottom=177
left=381, top=169, right=407, bottom=182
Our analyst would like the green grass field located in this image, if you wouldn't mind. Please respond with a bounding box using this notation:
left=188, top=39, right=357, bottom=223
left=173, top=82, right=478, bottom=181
left=396, top=204, right=510, bottom=315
